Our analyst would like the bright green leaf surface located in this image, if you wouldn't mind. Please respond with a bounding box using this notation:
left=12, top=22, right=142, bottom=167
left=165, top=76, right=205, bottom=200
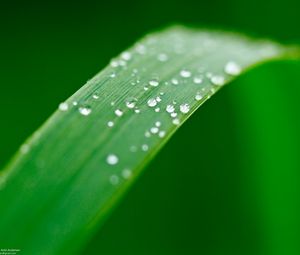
left=0, top=26, right=298, bottom=254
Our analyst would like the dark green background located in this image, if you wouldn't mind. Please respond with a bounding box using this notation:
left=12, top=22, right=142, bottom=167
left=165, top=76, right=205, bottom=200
left=0, top=0, right=299, bottom=254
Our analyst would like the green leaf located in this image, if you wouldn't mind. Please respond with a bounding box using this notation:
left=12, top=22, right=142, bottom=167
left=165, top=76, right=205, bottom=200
left=0, top=26, right=298, bottom=255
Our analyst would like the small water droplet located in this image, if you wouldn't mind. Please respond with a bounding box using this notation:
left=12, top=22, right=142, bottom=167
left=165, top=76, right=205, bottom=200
left=171, top=112, right=177, bottom=118
left=107, top=154, right=119, bottom=165
left=157, top=53, right=168, bottom=62
left=134, top=109, right=141, bottom=114
left=115, top=109, right=123, bottom=117
left=107, top=121, right=114, bottom=127
left=158, top=131, right=166, bottom=138
left=180, top=103, right=190, bottom=114
left=110, top=72, right=116, bottom=78
left=150, top=127, right=159, bottom=134
left=110, top=175, right=120, bottom=185
left=180, top=69, right=192, bottom=78
left=136, top=44, right=146, bottom=54
left=155, top=121, right=161, bottom=127
left=145, top=131, right=151, bottom=138
left=110, top=60, right=119, bottom=67
left=224, top=61, right=241, bottom=75
left=149, top=79, right=159, bottom=87
left=166, top=104, right=175, bottom=113
left=171, top=78, right=179, bottom=85
left=142, top=144, right=149, bottom=151
left=156, top=96, right=162, bottom=102
left=147, top=98, right=157, bottom=107
left=155, top=107, right=160, bottom=112
left=172, top=118, right=180, bottom=125
left=211, top=75, right=225, bottom=86
left=79, top=106, right=92, bottom=116
left=121, top=51, right=132, bottom=61
left=125, top=98, right=137, bottom=109
left=73, top=101, right=78, bottom=106
left=92, top=93, right=100, bottom=99
left=193, top=76, right=203, bottom=84
left=122, top=169, right=132, bottom=179
left=195, top=92, right=203, bottom=101
left=59, top=102, right=69, bottom=111
left=144, top=86, right=149, bottom=91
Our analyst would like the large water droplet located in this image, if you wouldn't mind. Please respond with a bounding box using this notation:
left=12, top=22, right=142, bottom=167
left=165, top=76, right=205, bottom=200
left=107, top=154, right=119, bottom=165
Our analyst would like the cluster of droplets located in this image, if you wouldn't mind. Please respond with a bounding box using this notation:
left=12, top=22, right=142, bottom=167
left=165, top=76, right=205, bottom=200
left=56, top=33, right=246, bottom=189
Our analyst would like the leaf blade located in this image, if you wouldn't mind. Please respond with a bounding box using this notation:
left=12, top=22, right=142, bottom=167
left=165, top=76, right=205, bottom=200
left=0, top=26, right=296, bottom=254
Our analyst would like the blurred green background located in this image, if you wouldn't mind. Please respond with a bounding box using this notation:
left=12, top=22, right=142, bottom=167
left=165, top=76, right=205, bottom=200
left=0, top=0, right=299, bottom=254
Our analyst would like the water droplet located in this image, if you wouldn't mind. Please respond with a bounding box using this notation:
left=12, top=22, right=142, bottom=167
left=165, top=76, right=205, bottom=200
left=73, top=101, right=78, bottom=106
left=156, top=96, right=162, bottom=102
left=142, top=144, right=149, bottom=151
left=115, top=109, right=123, bottom=117
left=211, top=75, right=225, bottom=86
left=110, top=60, right=119, bottom=67
left=180, top=103, right=190, bottom=114
left=166, top=104, right=175, bottom=113
left=136, top=44, right=146, bottom=54
left=122, top=169, right=132, bottom=179
left=224, top=61, right=241, bottom=75
left=147, top=98, right=157, bottom=107
left=149, top=79, right=159, bottom=87
left=134, top=109, right=141, bottom=114
left=193, top=76, right=203, bottom=84
left=155, top=121, right=161, bottom=127
left=110, top=72, right=116, bottom=78
left=59, top=102, right=69, bottom=111
left=111, top=101, right=115, bottom=106
left=121, top=51, right=132, bottom=61
left=172, top=118, right=180, bottom=125
left=155, top=107, right=160, bottom=112
left=150, top=127, right=159, bottom=134
left=157, top=53, right=168, bottom=62
left=110, top=175, right=120, bottom=185
left=145, top=131, right=151, bottom=138
left=92, top=93, right=100, bottom=99
left=106, top=154, right=119, bottom=165
left=107, top=121, right=114, bottom=127
left=171, top=112, right=177, bottom=118
left=144, top=86, right=149, bottom=91
left=125, top=98, right=137, bottom=109
left=171, top=78, right=179, bottom=85
left=195, top=92, right=203, bottom=101
left=158, top=131, right=166, bottom=138
left=79, top=106, right=92, bottom=116
left=180, top=69, right=192, bottom=78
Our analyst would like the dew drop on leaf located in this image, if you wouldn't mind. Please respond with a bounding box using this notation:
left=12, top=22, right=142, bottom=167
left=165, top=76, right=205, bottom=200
left=180, top=103, right=190, bottom=114
left=147, top=98, right=157, bottom=107
left=224, top=61, right=241, bottom=75
left=106, top=154, right=119, bottom=165
left=79, top=106, right=92, bottom=116
left=115, top=109, right=123, bottom=117
left=59, top=102, right=69, bottom=111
